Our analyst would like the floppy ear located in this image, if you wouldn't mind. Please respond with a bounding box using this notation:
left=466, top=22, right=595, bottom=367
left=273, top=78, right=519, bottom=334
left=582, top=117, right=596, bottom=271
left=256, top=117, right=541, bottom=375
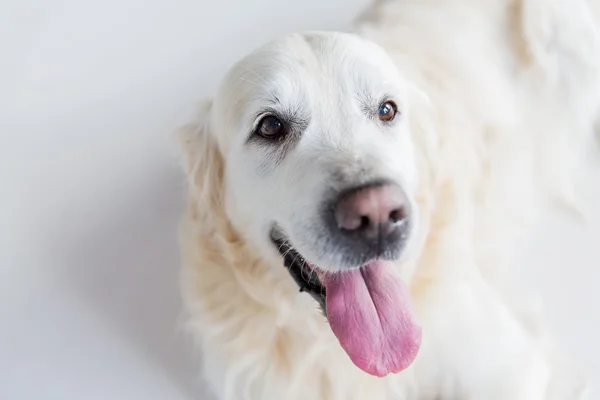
left=175, top=99, right=227, bottom=234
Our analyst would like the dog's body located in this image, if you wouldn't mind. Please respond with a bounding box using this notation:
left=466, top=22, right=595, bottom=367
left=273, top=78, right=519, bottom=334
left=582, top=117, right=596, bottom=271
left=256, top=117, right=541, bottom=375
left=176, top=1, right=600, bottom=399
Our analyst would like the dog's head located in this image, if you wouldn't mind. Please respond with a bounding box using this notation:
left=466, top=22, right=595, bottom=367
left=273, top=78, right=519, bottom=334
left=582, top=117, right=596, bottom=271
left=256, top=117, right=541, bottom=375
left=178, top=32, right=437, bottom=377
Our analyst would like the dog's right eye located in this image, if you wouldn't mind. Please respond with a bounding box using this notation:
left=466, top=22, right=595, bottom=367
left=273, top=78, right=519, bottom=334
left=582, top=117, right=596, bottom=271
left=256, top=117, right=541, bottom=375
left=256, top=116, right=286, bottom=139
left=378, top=101, right=398, bottom=122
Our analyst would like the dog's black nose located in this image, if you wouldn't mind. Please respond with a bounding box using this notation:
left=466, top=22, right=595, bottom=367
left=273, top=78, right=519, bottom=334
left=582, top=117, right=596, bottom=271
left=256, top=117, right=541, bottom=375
left=333, top=182, right=409, bottom=244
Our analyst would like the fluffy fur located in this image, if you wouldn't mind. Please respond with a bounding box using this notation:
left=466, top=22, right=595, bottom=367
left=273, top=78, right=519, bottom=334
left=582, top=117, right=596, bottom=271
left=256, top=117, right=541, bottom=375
left=175, top=1, right=600, bottom=399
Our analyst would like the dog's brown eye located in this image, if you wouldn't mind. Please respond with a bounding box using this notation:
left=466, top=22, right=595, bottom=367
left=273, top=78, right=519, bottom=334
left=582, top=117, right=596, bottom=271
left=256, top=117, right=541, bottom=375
left=378, top=101, right=397, bottom=122
left=257, top=116, right=285, bottom=139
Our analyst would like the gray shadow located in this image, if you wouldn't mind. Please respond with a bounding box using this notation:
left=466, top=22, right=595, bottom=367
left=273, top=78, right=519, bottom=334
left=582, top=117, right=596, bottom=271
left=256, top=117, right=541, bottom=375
left=56, top=160, right=213, bottom=400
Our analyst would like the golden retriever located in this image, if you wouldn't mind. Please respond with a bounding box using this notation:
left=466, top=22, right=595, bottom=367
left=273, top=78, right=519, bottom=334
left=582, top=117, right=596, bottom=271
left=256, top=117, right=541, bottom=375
left=175, top=0, right=600, bottom=398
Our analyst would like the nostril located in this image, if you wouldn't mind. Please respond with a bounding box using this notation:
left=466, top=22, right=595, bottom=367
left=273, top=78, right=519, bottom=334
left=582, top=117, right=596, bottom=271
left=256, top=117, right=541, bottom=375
left=359, top=215, right=370, bottom=230
left=338, top=215, right=370, bottom=232
left=388, top=207, right=407, bottom=224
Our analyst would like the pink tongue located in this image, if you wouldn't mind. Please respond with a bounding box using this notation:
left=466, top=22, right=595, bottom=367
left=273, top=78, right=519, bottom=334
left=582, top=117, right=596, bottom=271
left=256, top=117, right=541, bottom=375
left=323, top=261, right=422, bottom=377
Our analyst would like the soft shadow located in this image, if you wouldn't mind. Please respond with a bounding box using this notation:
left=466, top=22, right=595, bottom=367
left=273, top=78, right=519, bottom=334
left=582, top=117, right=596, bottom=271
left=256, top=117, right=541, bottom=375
left=58, top=161, right=211, bottom=400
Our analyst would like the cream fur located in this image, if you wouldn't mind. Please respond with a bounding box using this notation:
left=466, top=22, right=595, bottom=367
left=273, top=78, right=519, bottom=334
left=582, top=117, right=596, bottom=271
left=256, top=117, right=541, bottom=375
left=176, top=1, right=600, bottom=399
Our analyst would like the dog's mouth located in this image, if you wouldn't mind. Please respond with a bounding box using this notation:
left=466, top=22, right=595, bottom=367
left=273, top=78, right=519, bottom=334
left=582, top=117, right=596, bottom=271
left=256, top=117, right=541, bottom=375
left=270, top=228, right=422, bottom=378
left=273, top=236, right=327, bottom=315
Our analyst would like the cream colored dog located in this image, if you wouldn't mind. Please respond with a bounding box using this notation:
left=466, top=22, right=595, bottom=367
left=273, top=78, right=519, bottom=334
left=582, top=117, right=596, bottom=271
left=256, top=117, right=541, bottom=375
left=175, top=1, right=600, bottom=399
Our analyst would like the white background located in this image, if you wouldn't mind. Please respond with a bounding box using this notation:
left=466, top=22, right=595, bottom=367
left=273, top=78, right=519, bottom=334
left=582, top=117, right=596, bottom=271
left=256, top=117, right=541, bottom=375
left=0, top=1, right=598, bottom=399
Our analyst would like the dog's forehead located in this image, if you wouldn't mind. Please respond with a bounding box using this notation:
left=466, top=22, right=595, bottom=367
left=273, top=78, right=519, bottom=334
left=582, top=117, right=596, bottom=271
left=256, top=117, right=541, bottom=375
left=217, top=32, right=396, bottom=104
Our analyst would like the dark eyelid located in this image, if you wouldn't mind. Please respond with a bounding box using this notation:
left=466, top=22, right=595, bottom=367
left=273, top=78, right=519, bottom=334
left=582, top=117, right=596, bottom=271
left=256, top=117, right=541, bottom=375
left=247, top=108, right=283, bottom=142
left=357, top=92, right=399, bottom=118
left=253, top=108, right=281, bottom=128
left=378, top=94, right=396, bottom=108
left=247, top=107, right=310, bottom=143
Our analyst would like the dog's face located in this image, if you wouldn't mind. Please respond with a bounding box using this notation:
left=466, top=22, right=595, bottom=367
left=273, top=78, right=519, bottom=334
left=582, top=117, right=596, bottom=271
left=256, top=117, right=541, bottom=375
left=183, top=32, right=426, bottom=376
left=213, top=32, right=420, bottom=274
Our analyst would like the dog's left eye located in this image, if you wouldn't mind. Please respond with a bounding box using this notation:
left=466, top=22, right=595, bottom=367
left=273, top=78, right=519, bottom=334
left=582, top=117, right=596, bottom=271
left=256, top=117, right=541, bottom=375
left=378, top=101, right=397, bottom=122
left=256, top=116, right=286, bottom=139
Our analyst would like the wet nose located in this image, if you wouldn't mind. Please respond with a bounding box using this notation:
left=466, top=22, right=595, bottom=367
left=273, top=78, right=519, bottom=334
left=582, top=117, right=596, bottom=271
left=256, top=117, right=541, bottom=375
left=334, top=182, right=408, bottom=240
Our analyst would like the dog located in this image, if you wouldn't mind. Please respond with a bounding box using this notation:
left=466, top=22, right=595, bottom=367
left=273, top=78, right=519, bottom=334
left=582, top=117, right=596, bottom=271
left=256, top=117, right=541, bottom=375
left=175, top=1, right=600, bottom=398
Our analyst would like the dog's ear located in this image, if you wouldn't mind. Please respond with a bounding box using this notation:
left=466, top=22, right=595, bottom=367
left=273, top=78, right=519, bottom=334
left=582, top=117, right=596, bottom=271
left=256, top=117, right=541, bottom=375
left=175, top=99, right=226, bottom=232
